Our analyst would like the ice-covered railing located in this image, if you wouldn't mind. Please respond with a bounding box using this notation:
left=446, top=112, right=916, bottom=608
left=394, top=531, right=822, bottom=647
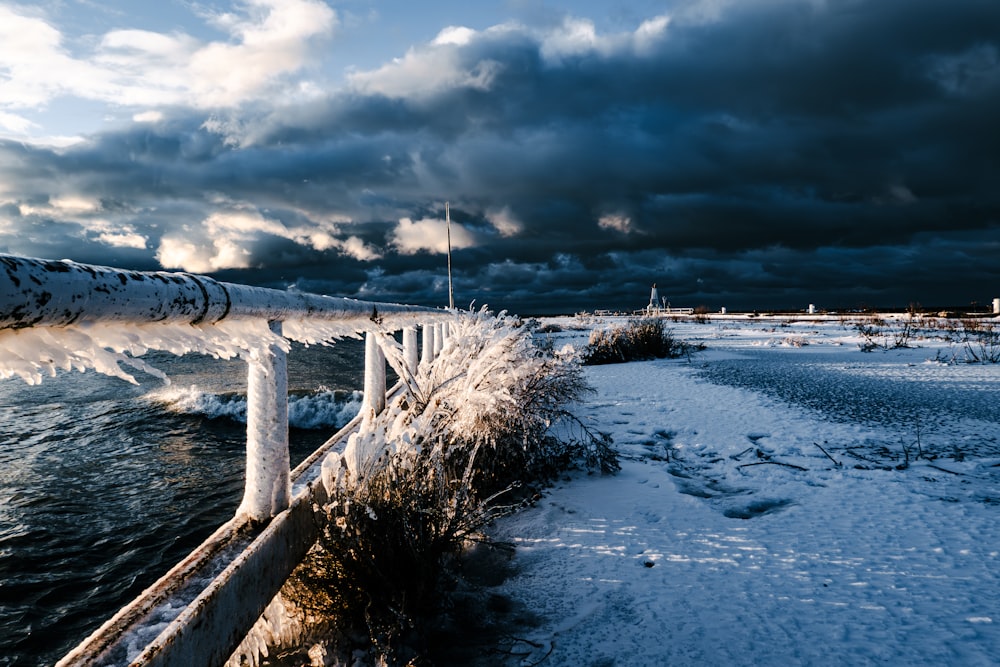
left=0, top=253, right=458, bottom=665
left=0, top=253, right=452, bottom=520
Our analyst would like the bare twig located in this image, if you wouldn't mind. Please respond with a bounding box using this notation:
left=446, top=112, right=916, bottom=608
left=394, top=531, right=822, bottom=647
left=813, top=442, right=841, bottom=467
left=843, top=447, right=882, bottom=464
left=737, top=461, right=808, bottom=472
left=493, top=635, right=554, bottom=666
left=926, top=464, right=965, bottom=476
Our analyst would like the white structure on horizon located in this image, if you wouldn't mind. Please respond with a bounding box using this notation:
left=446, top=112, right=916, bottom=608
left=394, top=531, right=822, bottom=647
left=647, top=284, right=661, bottom=315
left=994, top=298, right=999, bottom=315
left=641, top=284, right=695, bottom=316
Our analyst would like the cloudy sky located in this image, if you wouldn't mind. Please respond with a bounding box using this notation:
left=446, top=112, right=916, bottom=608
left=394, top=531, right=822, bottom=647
left=1, top=0, right=998, bottom=314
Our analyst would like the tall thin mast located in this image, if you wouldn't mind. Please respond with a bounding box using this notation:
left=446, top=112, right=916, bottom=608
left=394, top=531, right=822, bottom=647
left=446, top=201, right=454, bottom=310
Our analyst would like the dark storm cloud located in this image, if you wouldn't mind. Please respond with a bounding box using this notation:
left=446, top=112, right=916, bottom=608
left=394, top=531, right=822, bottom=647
left=1, top=0, right=998, bottom=312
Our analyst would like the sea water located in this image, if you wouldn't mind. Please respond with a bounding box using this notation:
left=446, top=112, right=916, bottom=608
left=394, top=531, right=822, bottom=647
left=0, top=339, right=368, bottom=667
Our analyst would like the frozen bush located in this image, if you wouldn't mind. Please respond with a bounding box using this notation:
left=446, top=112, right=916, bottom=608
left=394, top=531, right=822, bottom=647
left=583, top=318, right=703, bottom=365
left=854, top=314, right=916, bottom=352
left=281, top=309, right=616, bottom=665
left=959, top=318, right=1000, bottom=363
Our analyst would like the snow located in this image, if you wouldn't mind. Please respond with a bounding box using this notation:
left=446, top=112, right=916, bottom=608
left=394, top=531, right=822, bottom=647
left=483, top=315, right=1000, bottom=667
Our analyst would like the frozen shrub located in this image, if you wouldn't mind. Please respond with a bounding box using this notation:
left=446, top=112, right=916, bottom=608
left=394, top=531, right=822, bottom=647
left=583, top=318, right=703, bottom=365
left=959, top=318, right=1000, bottom=363
left=854, top=314, right=916, bottom=352
left=282, top=309, right=616, bottom=664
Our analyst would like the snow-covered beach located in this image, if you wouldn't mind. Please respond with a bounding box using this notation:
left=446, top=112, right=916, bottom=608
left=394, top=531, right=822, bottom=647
left=475, top=315, right=1000, bottom=666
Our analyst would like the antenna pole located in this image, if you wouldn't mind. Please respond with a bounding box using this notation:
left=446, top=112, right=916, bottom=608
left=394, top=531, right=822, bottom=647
left=446, top=201, right=454, bottom=310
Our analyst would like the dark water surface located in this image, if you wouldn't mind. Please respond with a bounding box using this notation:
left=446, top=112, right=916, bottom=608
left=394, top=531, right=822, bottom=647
left=0, top=340, right=365, bottom=667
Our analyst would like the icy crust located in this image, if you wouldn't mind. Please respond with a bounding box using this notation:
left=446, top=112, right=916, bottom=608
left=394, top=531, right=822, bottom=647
left=0, top=319, right=280, bottom=385
left=0, top=314, right=444, bottom=386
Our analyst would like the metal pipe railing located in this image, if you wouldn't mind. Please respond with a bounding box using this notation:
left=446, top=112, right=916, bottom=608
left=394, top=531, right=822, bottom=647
left=0, top=254, right=449, bottom=521
left=0, top=254, right=438, bottom=329
left=0, top=254, right=455, bottom=665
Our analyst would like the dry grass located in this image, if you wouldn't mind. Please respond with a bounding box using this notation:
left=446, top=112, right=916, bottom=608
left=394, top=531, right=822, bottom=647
left=583, top=318, right=703, bottom=365
left=278, top=312, right=616, bottom=665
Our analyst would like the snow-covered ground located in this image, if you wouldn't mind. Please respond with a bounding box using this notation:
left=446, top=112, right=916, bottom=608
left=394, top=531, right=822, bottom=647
left=478, top=315, right=1000, bottom=666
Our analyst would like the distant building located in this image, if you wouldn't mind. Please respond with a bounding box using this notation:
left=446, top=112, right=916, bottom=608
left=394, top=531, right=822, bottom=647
left=639, top=283, right=694, bottom=316
left=647, top=284, right=661, bottom=315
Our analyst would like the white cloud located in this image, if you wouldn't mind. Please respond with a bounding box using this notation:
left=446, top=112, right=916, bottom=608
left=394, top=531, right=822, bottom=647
left=155, top=205, right=381, bottom=271
left=157, top=235, right=250, bottom=273
left=539, top=17, right=602, bottom=62
left=86, top=219, right=148, bottom=249
left=133, top=110, right=165, bottom=123
left=204, top=209, right=290, bottom=237
left=98, top=231, right=147, bottom=249
left=634, top=15, right=671, bottom=53
left=391, top=216, right=477, bottom=255
left=0, top=5, right=114, bottom=108
left=598, top=213, right=634, bottom=234
left=50, top=196, right=101, bottom=214
left=0, top=111, right=38, bottom=134
left=339, top=235, right=382, bottom=262
left=299, top=229, right=382, bottom=260
left=349, top=44, right=501, bottom=99
left=349, top=14, right=671, bottom=100
left=486, top=206, right=523, bottom=237
left=433, top=26, right=477, bottom=46
left=18, top=195, right=101, bottom=217
left=0, top=0, right=336, bottom=120
left=539, top=15, right=670, bottom=62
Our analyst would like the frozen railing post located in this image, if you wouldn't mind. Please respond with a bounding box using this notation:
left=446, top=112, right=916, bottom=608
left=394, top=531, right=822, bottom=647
left=433, top=322, right=444, bottom=356
left=363, top=331, right=387, bottom=421
left=237, top=320, right=290, bottom=522
left=403, top=326, right=419, bottom=376
left=422, top=322, right=436, bottom=365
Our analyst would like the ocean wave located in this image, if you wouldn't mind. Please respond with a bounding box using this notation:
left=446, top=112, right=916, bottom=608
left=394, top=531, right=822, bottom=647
left=288, top=388, right=363, bottom=430
left=145, top=386, right=362, bottom=430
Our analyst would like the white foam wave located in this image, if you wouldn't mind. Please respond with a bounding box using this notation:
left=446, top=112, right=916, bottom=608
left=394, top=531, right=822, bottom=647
left=289, top=388, right=363, bottom=430
left=146, top=386, right=362, bottom=430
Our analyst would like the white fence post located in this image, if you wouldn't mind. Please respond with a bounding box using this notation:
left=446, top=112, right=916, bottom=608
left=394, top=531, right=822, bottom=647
left=403, top=326, right=419, bottom=376
left=422, top=322, right=436, bottom=365
left=433, top=322, right=444, bottom=356
left=237, top=320, right=290, bottom=522
left=363, top=331, right=386, bottom=420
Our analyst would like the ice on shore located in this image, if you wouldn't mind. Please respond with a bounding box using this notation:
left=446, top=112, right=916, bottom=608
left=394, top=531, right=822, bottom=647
left=482, top=315, right=1000, bottom=666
